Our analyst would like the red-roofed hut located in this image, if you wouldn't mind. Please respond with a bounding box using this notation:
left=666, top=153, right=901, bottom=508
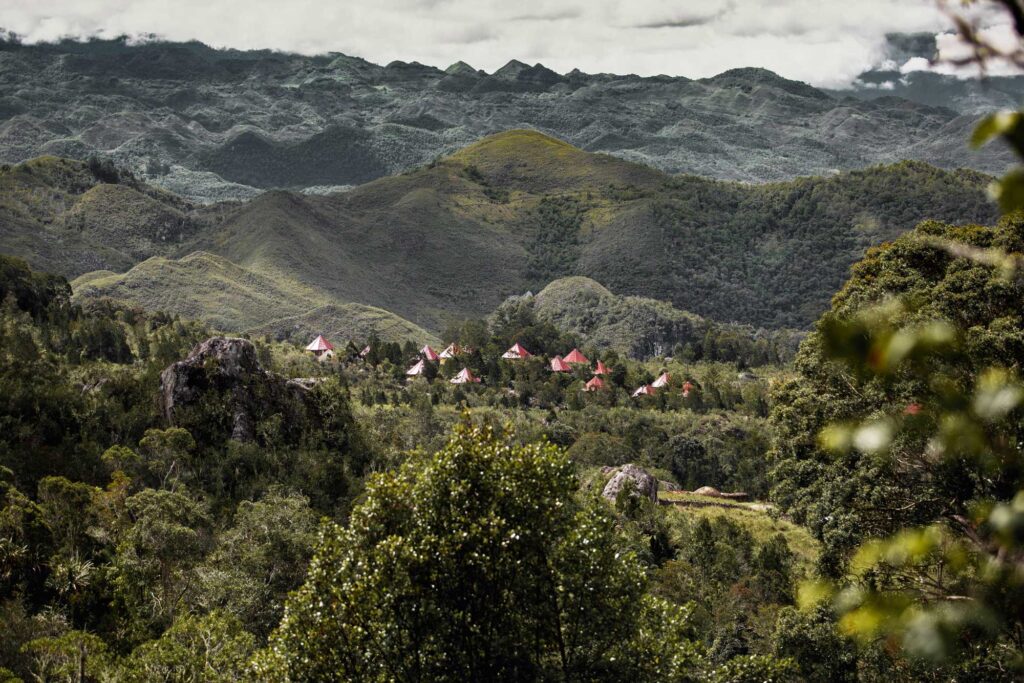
left=450, top=368, right=482, bottom=384
left=439, top=343, right=462, bottom=363
left=501, top=343, right=532, bottom=360
left=420, top=345, right=440, bottom=361
left=584, top=376, right=606, bottom=391
left=594, top=360, right=610, bottom=376
left=632, top=384, right=656, bottom=397
left=550, top=355, right=571, bottom=372
left=305, top=335, right=335, bottom=361
left=406, top=360, right=426, bottom=377
left=563, top=348, right=589, bottom=365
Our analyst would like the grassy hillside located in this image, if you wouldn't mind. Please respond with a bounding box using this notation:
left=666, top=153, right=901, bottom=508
left=513, top=276, right=801, bottom=360
left=71, top=251, right=433, bottom=344
left=6, top=130, right=1000, bottom=332
left=251, top=303, right=440, bottom=346
left=0, top=156, right=207, bottom=277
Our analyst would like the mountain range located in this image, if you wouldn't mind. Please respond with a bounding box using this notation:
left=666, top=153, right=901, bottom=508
left=0, top=129, right=999, bottom=345
left=0, top=36, right=1017, bottom=202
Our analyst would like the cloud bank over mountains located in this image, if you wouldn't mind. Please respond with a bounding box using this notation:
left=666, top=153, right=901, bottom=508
left=2, top=0, right=1018, bottom=86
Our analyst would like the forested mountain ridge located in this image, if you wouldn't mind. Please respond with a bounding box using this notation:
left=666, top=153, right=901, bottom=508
left=1, top=130, right=999, bottom=332
left=0, top=36, right=1013, bottom=201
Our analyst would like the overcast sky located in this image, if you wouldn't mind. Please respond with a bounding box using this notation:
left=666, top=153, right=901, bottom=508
left=1, top=0, right=1017, bottom=87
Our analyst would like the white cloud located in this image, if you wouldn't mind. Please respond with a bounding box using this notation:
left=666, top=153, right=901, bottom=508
left=0, top=0, right=1008, bottom=87
left=900, top=56, right=931, bottom=73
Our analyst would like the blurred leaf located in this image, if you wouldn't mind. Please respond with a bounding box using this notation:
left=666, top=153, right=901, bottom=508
left=850, top=539, right=884, bottom=575
left=989, top=168, right=1024, bottom=214
left=852, top=419, right=894, bottom=455
left=971, top=111, right=1022, bottom=148
left=973, top=370, right=1023, bottom=422
left=797, top=580, right=835, bottom=611
left=818, top=423, right=854, bottom=454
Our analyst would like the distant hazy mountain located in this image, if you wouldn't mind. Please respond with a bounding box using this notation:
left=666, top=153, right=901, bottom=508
left=837, top=32, right=1024, bottom=114
left=1, top=130, right=998, bottom=332
left=0, top=36, right=1013, bottom=201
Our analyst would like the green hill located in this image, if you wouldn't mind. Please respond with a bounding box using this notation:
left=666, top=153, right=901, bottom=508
left=0, top=156, right=207, bottom=277
left=508, top=276, right=801, bottom=361
left=250, top=303, right=439, bottom=346
left=70, top=251, right=433, bottom=344
left=5, top=131, right=1001, bottom=331
left=190, top=130, right=995, bottom=329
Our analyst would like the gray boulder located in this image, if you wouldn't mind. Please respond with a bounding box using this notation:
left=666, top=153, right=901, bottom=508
left=602, top=464, right=658, bottom=503
left=159, top=336, right=309, bottom=442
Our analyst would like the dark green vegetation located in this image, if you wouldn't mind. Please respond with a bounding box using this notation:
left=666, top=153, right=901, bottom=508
left=0, top=36, right=1014, bottom=202
left=770, top=216, right=1024, bottom=572
left=767, top=214, right=1024, bottom=678
left=6, top=203, right=1024, bottom=679
left=0, top=155, right=201, bottom=278
left=0, top=253, right=814, bottom=680
left=0, top=131, right=1000, bottom=337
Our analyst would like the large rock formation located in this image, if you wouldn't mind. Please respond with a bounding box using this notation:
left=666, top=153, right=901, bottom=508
left=601, top=464, right=658, bottom=503
left=159, top=336, right=310, bottom=442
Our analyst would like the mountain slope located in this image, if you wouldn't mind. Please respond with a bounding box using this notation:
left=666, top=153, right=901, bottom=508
left=70, top=251, right=434, bottom=344
left=250, top=303, right=440, bottom=347
left=190, top=131, right=998, bottom=329
left=517, top=276, right=802, bottom=360
left=0, top=155, right=207, bottom=276
left=7, top=131, right=1000, bottom=331
left=0, top=37, right=1013, bottom=201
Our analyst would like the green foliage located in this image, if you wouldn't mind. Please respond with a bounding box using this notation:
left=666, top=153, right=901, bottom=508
left=770, top=216, right=1024, bottom=574
left=262, top=419, right=699, bottom=681
left=196, top=491, right=318, bottom=640
left=113, top=489, right=211, bottom=638
left=115, top=611, right=255, bottom=682
left=768, top=207, right=1024, bottom=674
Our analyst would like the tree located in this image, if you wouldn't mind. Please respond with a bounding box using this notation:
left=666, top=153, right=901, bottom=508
left=21, top=630, right=108, bottom=683
left=770, top=218, right=1024, bottom=574
left=115, top=611, right=255, bottom=683
left=257, top=419, right=698, bottom=681
left=112, top=489, right=210, bottom=638
left=772, top=219, right=1024, bottom=673
left=138, top=428, right=196, bottom=489
left=196, top=491, right=318, bottom=640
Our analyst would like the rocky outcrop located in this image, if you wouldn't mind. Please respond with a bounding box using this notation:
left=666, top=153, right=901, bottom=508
left=692, top=486, right=749, bottom=501
left=159, top=336, right=310, bottom=442
left=601, top=464, right=658, bottom=503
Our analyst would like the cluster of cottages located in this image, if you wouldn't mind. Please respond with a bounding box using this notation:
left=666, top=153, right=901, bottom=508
left=305, top=335, right=693, bottom=398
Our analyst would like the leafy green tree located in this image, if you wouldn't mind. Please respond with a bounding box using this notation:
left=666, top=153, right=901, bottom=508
left=770, top=218, right=1024, bottom=574
left=773, top=219, right=1024, bottom=674
left=138, top=428, right=196, bottom=488
left=257, top=419, right=698, bottom=681
left=20, top=630, right=108, bottom=683
left=196, top=491, right=318, bottom=640
left=112, top=489, right=210, bottom=638
left=115, top=611, right=255, bottom=683
left=770, top=607, right=857, bottom=683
